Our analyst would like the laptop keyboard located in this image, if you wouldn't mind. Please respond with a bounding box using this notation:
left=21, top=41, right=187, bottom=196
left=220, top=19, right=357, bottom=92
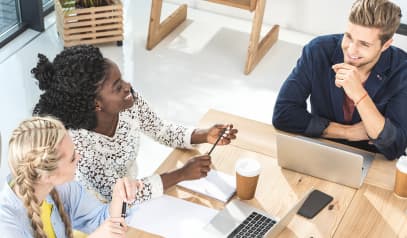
left=227, top=211, right=276, bottom=238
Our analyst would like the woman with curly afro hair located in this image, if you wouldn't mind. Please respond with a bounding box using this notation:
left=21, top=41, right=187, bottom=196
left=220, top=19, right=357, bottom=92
left=32, top=45, right=238, bottom=203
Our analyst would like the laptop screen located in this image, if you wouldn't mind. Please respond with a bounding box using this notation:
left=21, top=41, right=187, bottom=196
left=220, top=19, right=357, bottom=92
left=276, top=133, right=374, bottom=188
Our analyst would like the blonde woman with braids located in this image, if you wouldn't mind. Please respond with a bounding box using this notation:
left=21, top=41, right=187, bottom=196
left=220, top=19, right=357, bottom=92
left=0, top=117, right=142, bottom=238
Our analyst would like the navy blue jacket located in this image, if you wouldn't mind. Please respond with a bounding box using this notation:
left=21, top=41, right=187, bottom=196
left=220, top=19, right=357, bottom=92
left=273, top=34, right=407, bottom=160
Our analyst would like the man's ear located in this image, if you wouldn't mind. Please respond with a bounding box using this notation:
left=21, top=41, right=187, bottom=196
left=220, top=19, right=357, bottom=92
left=381, top=38, right=393, bottom=52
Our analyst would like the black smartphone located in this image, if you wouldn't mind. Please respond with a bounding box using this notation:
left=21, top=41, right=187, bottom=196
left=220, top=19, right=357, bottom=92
left=297, top=189, right=333, bottom=219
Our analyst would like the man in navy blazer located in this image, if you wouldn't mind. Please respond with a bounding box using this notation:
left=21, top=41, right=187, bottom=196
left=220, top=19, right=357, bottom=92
left=273, top=0, right=407, bottom=160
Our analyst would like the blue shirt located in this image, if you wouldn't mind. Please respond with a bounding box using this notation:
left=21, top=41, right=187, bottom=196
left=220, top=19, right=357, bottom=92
left=273, top=34, right=407, bottom=160
left=0, top=176, right=111, bottom=238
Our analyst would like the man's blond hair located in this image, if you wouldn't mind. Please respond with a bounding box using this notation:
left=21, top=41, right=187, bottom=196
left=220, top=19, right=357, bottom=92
left=349, top=0, right=402, bottom=44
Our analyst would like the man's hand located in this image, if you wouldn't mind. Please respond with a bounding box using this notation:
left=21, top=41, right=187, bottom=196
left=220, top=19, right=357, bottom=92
left=332, top=63, right=367, bottom=102
left=345, top=122, right=369, bottom=141
left=323, top=121, right=370, bottom=142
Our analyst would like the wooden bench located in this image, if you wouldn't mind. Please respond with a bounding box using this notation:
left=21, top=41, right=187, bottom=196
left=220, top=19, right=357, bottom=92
left=146, top=0, right=280, bottom=74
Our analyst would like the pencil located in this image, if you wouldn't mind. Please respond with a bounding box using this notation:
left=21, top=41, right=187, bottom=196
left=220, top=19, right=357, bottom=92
left=207, top=127, right=227, bottom=155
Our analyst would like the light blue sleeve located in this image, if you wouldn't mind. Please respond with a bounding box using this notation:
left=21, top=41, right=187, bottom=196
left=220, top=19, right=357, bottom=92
left=56, top=181, right=110, bottom=234
left=0, top=215, right=27, bottom=238
left=0, top=181, right=32, bottom=238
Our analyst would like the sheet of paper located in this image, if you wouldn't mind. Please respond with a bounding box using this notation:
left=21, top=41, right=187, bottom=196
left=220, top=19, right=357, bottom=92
left=178, top=170, right=236, bottom=203
left=128, top=195, right=218, bottom=238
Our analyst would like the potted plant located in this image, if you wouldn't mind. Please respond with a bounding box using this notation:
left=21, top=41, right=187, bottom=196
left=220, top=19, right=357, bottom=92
left=54, top=0, right=123, bottom=47
left=64, top=0, right=116, bottom=8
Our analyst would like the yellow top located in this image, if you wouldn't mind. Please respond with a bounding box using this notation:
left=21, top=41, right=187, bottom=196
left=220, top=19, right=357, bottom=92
left=40, top=201, right=56, bottom=238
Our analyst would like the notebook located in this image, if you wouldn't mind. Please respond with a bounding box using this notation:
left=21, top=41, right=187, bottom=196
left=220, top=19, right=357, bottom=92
left=128, top=195, right=218, bottom=238
left=202, top=190, right=312, bottom=237
left=178, top=170, right=236, bottom=203
left=276, top=133, right=374, bottom=188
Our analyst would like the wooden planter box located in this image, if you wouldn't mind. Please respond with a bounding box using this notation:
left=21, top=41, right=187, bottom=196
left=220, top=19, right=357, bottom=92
left=54, top=0, right=123, bottom=47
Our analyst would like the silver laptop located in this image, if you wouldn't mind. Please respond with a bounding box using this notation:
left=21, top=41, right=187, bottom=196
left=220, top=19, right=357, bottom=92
left=276, top=133, right=374, bottom=188
left=202, top=190, right=311, bottom=238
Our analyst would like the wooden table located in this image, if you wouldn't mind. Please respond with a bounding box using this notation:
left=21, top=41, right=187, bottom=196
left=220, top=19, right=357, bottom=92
left=127, top=109, right=407, bottom=237
left=146, top=0, right=279, bottom=75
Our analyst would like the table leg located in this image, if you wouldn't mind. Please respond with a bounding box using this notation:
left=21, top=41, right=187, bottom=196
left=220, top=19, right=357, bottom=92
left=146, top=0, right=188, bottom=50
left=244, top=0, right=279, bottom=74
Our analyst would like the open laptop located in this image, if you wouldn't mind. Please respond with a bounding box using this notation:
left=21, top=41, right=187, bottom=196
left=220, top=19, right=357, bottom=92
left=276, top=133, right=374, bottom=188
left=202, top=190, right=311, bottom=238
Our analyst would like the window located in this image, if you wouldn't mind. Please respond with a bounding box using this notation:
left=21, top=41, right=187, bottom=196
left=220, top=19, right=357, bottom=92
left=42, top=0, right=54, bottom=15
left=0, top=0, right=53, bottom=48
left=0, top=0, right=21, bottom=44
left=42, top=0, right=53, bottom=7
left=393, top=0, right=407, bottom=35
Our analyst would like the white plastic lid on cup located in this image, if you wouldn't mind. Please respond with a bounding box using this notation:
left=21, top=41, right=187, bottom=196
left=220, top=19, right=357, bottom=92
left=397, top=156, right=407, bottom=173
left=235, top=158, right=261, bottom=177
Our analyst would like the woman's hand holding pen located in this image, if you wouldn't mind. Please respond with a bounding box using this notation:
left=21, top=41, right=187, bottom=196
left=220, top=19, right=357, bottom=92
left=161, top=155, right=211, bottom=189
left=162, top=124, right=237, bottom=187
left=88, top=217, right=128, bottom=238
left=207, top=124, right=238, bottom=145
left=181, top=155, right=212, bottom=179
left=105, top=177, right=143, bottom=236
left=181, top=124, right=237, bottom=181
left=113, top=177, right=144, bottom=204
left=191, top=124, right=238, bottom=145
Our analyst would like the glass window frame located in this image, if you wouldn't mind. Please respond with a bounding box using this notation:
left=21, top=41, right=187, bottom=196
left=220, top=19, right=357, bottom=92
left=397, top=24, right=407, bottom=36
left=0, top=0, right=24, bottom=48
left=0, top=0, right=54, bottom=48
left=43, top=0, right=54, bottom=15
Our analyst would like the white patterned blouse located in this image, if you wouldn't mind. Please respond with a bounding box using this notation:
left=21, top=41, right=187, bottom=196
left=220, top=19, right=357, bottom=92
left=69, top=92, right=194, bottom=203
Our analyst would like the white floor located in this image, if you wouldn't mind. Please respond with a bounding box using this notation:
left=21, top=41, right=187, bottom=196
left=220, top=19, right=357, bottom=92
left=0, top=0, right=406, bottom=183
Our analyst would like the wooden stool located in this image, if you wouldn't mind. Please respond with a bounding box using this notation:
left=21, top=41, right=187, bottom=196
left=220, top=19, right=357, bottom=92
left=146, top=0, right=280, bottom=75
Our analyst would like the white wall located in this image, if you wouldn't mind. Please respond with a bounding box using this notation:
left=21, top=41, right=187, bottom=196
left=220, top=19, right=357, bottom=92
left=166, top=0, right=407, bottom=49
left=393, top=0, right=407, bottom=24
left=167, top=0, right=354, bottom=35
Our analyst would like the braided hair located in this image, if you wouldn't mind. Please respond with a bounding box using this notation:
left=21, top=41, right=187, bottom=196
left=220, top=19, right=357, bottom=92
left=8, top=117, right=73, bottom=238
left=32, top=45, right=108, bottom=130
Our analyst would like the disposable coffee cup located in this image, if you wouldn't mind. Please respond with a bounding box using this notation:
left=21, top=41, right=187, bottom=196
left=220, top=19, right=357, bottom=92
left=235, top=158, right=261, bottom=200
left=394, top=156, right=407, bottom=198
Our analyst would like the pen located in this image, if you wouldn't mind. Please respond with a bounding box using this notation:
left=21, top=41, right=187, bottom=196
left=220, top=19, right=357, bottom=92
left=207, top=127, right=227, bottom=155
left=121, top=201, right=127, bottom=218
